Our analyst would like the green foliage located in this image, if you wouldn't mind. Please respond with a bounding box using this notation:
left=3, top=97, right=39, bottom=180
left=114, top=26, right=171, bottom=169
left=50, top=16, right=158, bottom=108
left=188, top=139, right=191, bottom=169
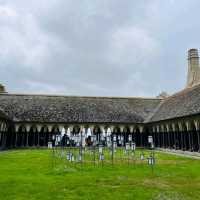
left=0, top=149, right=199, bottom=200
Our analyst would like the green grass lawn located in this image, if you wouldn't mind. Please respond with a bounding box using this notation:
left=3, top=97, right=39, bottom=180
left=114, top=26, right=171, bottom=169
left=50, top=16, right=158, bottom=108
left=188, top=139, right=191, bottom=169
left=0, top=148, right=200, bottom=200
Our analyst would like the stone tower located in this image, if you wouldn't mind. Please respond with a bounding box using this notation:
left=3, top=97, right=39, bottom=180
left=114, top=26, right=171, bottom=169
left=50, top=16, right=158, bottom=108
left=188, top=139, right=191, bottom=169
left=187, top=49, right=200, bottom=87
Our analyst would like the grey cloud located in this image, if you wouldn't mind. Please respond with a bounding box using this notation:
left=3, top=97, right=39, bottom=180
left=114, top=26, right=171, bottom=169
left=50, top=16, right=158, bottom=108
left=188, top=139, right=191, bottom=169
left=0, top=0, right=200, bottom=97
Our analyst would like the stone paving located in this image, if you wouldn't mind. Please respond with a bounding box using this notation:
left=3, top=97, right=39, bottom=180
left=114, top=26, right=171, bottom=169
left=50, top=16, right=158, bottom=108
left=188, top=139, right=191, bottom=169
left=157, top=148, right=200, bottom=160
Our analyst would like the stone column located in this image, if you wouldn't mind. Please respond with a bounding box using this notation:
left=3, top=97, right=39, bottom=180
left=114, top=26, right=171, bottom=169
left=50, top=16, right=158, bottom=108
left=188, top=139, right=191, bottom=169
left=48, top=125, right=53, bottom=144
left=139, top=126, right=144, bottom=148
left=129, top=125, right=134, bottom=143
left=33, top=128, right=36, bottom=147
left=15, top=125, right=20, bottom=148
left=36, top=125, right=42, bottom=147
left=26, top=125, right=31, bottom=147
left=119, top=126, right=124, bottom=146
left=178, top=123, right=184, bottom=151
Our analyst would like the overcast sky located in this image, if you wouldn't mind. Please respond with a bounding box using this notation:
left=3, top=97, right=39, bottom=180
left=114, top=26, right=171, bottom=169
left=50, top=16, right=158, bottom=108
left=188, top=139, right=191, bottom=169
left=0, top=0, right=200, bottom=97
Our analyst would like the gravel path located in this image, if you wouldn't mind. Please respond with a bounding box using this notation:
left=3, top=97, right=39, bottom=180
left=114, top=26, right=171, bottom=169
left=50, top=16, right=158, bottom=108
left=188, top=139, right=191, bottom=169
left=156, top=148, right=200, bottom=160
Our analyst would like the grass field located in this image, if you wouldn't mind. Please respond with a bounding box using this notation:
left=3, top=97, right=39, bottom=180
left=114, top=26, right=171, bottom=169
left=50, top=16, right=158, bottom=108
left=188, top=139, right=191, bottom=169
left=0, top=148, right=200, bottom=200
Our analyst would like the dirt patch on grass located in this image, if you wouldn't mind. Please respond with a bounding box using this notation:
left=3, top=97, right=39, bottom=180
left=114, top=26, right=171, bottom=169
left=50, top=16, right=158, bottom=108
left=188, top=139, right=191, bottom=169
left=152, top=192, right=188, bottom=200
left=143, top=179, right=170, bottom=190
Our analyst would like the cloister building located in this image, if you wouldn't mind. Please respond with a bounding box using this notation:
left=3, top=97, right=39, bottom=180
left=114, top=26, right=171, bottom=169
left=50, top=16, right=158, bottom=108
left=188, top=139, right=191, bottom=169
left=1, top=49, right=200, bottom=152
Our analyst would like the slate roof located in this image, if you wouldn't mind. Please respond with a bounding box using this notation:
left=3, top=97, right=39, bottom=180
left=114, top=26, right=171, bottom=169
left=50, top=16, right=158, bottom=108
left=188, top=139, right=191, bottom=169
left=1, top=84, right=200, bottom=124
left=149, top=84, right=200, bottom=122
left=0, top=94, right=162, bottom=124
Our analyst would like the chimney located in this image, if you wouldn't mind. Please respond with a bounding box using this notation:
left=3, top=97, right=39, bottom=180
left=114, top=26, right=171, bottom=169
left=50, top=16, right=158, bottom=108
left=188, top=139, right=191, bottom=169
left=0, top=84, right=6, bottom=93
left=187, top=49, right=200, bottom=87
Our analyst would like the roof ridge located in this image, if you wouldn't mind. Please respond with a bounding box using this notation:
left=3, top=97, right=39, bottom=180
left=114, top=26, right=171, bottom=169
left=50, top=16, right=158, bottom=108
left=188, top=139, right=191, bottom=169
left=0, top=93, right=162, bottom=100
left=166, top=83, right=200, bottom=99
left=145, top=99, right=165, bottom=123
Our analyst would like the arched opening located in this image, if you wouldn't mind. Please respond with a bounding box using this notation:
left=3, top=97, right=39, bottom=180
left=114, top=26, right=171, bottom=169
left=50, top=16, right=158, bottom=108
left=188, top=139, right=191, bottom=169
left=168, top=124, right=174, bottom=149
left=113, top=126, right=123, bottom=146
left=160, top=127, right=164, bottom=148
left=6, top=125, right=14, bottom=148
left=85, top=127, right=92, bottom=146
left=17, top=126, right=26, bottom=147
left=143, top=127, right=150, bottom=148
left=29, top=126, right=38, bottom=146
left=0, top=123, right=7, bottom=148
left=163, top=126, right=168, bottom=148
left=135, top=127, right=141, bottom=147
left=51, top=126, right=61, bottom=147
left=70, top=126, right=80, bottom=147
left=93, top=126, right=101, bottom=143
left=39, top=126, right=49, bottom=146
left=123, top=126, right=131, bottom=144
left=153, top=128, right=158, bottom=147
left=158, top=126, right=163, bottom=148
left=190, top=122, right=198, bottom=152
